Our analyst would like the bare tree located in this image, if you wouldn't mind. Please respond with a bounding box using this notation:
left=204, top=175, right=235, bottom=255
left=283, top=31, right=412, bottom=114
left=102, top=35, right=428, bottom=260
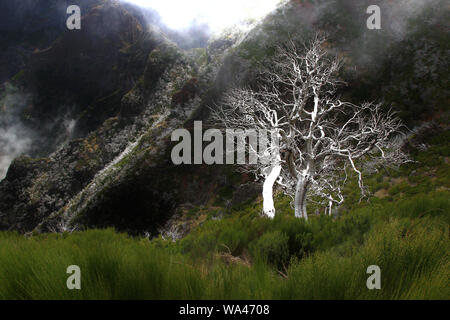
left=211, top=88, right=285, bottom=218
left=269, top=36, right=409, bottom=219
left=213, top=35, right=409, bottom=219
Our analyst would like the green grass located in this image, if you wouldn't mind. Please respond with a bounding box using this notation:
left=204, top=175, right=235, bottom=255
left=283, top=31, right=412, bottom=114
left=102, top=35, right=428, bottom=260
left=0, top=192, right=448, bottom=300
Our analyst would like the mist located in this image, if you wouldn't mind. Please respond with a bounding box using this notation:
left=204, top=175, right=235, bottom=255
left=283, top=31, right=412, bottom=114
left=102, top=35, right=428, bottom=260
left=0, top=84, right=33, bottom=180
left=121, top=0, right=284, bottom=32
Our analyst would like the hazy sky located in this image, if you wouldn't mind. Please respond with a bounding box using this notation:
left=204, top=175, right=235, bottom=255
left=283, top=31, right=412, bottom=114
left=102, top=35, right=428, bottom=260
left=122, top=0, right=282, bottom=31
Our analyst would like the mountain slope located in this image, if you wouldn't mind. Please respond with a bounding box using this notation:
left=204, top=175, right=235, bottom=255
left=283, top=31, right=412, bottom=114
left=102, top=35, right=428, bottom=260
left=0, top=0, right=448, bottom=236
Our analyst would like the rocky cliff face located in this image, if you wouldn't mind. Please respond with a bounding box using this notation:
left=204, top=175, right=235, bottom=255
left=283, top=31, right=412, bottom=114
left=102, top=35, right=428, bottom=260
left=0, top=0, right=448, bottom=235
left=0, top=0, right=248, bottom=234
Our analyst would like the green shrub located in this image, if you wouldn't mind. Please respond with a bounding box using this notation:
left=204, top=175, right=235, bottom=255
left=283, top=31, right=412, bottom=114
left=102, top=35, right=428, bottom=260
left=250, top=231, right=290, bottom=268
left=272, top=216, right=314, bottom=259
left=217, top=227, right=249, bottom=256
left=181, top=227, right=218, bottom=259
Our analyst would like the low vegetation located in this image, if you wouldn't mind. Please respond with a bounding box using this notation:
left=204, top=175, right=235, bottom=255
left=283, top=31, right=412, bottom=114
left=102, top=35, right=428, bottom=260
left=0, top=191, right=448, bottom=299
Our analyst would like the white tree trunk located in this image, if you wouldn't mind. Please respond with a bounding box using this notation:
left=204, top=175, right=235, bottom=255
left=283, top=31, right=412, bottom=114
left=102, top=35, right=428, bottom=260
left=262, top=163, right=281, bottom=219
left=294, top=175, right=309, bottom=220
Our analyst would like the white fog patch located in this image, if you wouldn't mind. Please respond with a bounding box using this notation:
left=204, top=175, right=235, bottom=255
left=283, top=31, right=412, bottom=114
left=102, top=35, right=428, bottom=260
left=0, top=126, right=32, bottom=180
left=122, top=0, right=284, bottom=32
left=63, top=118, right=77, bottom=140
left=383, top=0, right=434, bottom=39
left=0, top=84, right=33, bottom=180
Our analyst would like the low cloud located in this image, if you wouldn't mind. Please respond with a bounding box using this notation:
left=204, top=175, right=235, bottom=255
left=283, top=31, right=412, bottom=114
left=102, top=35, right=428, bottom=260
left=0, top=126, right=32, bottom=180
left=0, top=83, right=33, bottom=180
left=121, top=0, right=283, bottom=32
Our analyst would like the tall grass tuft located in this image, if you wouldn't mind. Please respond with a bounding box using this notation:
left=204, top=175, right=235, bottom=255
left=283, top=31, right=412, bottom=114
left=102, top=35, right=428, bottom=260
left=0, top=192, right=448, bottom=300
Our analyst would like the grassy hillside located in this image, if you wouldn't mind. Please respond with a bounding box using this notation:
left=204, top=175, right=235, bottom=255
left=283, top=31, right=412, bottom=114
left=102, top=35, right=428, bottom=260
left=0, top=194, right=447, bottom=300
left=0, top=128, right=448, bottom=300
